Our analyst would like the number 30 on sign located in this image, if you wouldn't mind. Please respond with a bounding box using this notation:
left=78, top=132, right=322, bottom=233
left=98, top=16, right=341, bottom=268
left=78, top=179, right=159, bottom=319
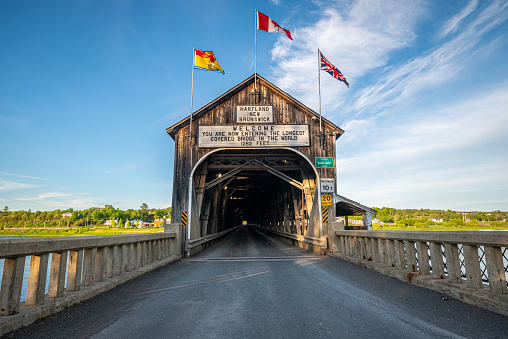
left=321, top=195, right=332, bottom=206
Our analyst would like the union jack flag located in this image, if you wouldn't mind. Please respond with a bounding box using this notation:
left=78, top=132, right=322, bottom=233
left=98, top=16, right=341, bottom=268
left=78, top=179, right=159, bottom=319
left=320, top=51, right=349, bottom=88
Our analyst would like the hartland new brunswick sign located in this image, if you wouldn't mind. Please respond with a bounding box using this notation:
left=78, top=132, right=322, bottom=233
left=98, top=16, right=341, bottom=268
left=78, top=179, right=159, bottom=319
left=198, top=105, right=310, bottom=148
left=236, top=105, right=273, bottom=123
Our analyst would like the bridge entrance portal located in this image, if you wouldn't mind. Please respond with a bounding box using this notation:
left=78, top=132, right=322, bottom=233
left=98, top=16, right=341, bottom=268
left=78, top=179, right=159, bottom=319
left=189, top=148, right=319, bottom=246
left=167, top=74, right=373, bottom=256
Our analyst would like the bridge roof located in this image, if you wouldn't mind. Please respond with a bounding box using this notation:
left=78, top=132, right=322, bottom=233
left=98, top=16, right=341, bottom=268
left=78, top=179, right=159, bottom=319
left=166, top=73, right=344, bottom=140
left=335, top=194, right=377, bottom=216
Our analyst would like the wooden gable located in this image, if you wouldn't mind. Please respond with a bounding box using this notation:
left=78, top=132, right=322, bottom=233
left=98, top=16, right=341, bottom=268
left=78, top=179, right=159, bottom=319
left=167, top=73, right=344, bottom=228
left=166, top=74, right=344, bottom=140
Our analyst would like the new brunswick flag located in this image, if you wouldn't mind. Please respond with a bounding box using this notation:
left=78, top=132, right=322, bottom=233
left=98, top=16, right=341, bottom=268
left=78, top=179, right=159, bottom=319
left=194, top=49, right=225, bottom=74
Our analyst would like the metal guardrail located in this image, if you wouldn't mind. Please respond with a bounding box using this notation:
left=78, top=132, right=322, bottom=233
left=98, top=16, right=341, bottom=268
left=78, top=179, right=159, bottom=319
left=185, top=226, right=240, bottom=250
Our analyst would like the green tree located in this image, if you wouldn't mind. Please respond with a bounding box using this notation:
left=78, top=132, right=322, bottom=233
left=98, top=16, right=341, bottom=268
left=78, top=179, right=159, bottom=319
left=91, top=210, right=102, bottom=222
left=154, top=210, right=164, bottom=219
left=3, top=206, right=8, bottom=212
left=130, top=210, right=139, bottom=220
left=71, top=211, right=79, bottom=221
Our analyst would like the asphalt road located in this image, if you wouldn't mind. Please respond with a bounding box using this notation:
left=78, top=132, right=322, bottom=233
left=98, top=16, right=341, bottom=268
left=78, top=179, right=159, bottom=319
left=3, top=226, right=508, bottom=338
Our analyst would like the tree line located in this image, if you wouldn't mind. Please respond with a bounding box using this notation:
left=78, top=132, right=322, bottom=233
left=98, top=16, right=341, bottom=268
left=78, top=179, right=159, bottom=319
left=373, top=207, right=507, bottom=227
left=1, top=204, right=171, bottom=228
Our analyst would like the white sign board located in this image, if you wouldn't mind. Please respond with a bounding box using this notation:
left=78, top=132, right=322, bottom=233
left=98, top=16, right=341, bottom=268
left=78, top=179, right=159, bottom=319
left=198, top=125, right=310, bottom=148
left=237, top=106, right=273, bottom=123
left=320, top=178, right=335, bottom=193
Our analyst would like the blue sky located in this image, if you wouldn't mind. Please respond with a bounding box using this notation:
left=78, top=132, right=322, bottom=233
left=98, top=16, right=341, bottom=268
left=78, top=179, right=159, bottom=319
left=1, top=0, right=507, bottom=212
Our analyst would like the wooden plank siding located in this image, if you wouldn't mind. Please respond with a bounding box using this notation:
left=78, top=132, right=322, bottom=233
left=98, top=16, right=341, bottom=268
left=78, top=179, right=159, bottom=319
left=167, top=74, right=342, bottom=239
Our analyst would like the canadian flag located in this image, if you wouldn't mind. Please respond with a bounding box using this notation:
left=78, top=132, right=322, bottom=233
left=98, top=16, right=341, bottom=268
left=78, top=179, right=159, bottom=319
left=257, top=11, right=293, bottom=41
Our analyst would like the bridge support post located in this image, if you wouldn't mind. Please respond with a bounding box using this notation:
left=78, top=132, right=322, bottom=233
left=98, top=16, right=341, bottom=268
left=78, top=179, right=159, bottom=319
left=106, top=246, right=115, bottom=278
left=26, top=253, right=49, bottom=306
left=133, top=243, right=141, bottom=269
left=142, top=242, right=148, bottom=266
left=0, top=256, right=25, bottom=315
left=365, top=237, right=372, bottom=261
left=95, top=247, right=106, bottom=282
left=165, top=223, right=181, bottom=257
left=416, top=242, right=430, bottom=275
left=463, top=245, right=482, bottom=288
left=484, top=246, right=508, bottom=294
left=405, top=241, right=417, bottom=272
left=48, top=252, right=67, bottom=298
left=371, top=238, right=379, bottom=262
left=378, top=239, right=386, bottom=264
left=359, top=237, right=366, bottom=260
left=129, top=243, right=135, bottom=272
left=386, top=240, right=395, bottom=267
left=429, top=243, right=445, bottom=279
left=122, top=244, right=129, bottom=273
left=147, top=242, right=153, bottom=264
left=66, top=250, right=83, bottom=292
left=327, top=221, right=344, bottom=255
left=444, top=243, right=462, bottom=283
left=394, top=240, right=406, bottom=269
left=114, top=245, right=122, bottom=276
left=82, top=248, right=95, bottom=287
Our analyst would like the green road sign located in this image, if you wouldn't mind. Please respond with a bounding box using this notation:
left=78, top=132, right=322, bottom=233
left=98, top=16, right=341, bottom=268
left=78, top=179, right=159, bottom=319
left=315, top=157, right=333, bottom=168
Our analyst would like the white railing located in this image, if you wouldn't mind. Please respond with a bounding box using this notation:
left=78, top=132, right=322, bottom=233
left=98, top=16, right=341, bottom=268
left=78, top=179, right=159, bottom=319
left=0, top=232, right=178, bottom=317
left=332, top=230, right=508, bottom=294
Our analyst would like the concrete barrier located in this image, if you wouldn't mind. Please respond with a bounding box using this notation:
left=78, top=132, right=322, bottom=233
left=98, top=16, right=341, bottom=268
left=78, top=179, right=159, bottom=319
left=0, top=229, right=180, bottom=335
left=329, top=229, right=508, bottom=316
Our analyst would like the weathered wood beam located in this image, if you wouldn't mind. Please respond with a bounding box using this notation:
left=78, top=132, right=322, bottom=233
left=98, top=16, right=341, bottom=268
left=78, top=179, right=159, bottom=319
left=204, top=159, right=255, bottom=190
left=252, top=159, right=304, bottom=190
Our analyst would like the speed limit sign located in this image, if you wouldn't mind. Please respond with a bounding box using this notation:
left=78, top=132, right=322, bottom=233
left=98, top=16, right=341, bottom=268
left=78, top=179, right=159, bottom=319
left=321, top=178, right=335, bottom=193
left=321, top=195, right=332, bottom=206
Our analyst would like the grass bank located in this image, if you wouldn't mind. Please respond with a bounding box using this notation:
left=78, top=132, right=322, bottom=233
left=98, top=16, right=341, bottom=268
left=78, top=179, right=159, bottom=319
left=373, top=223, right=508, bottom=231
left=0, top=226, right=164, bottom=237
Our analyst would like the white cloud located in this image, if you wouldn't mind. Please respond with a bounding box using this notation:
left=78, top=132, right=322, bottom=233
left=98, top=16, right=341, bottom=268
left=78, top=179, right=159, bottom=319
left=439, top=0, right=479, bottom=39
left=264, top=0, right=508, bottom=210
left=270, top=1, right=424, bottom=111
left=0, top=172, right=48, bottom=180
left=348, top=0, right=508, bottom=119
left=15, top=192, right=71, bottom=201
left=0, top=180, right=38, bottom=191
left=337, top=86, right=508, bottom=210
left=269, top=1, right=508, bottom=122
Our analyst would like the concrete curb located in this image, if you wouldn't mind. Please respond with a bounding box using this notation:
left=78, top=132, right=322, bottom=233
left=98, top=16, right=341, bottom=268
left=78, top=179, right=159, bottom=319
left=332, top=253, right=508, bottom=317
left=0, top=255, right=181, bottom=336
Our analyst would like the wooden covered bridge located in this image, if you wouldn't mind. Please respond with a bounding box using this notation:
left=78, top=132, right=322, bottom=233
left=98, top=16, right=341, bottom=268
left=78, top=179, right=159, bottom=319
left=166, top=74, right=376, bottom=256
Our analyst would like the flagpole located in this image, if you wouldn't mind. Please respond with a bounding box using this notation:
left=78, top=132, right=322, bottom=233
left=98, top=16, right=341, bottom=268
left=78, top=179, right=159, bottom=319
left=318, top=49, right=322, bottom=133
left=190, top=47, right=195, bottom=147
left=254, top=9, right=258, bottom=97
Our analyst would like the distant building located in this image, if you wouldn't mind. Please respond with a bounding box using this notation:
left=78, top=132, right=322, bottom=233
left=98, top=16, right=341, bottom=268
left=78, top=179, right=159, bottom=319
left=62, top=212, right=72, bottom=218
